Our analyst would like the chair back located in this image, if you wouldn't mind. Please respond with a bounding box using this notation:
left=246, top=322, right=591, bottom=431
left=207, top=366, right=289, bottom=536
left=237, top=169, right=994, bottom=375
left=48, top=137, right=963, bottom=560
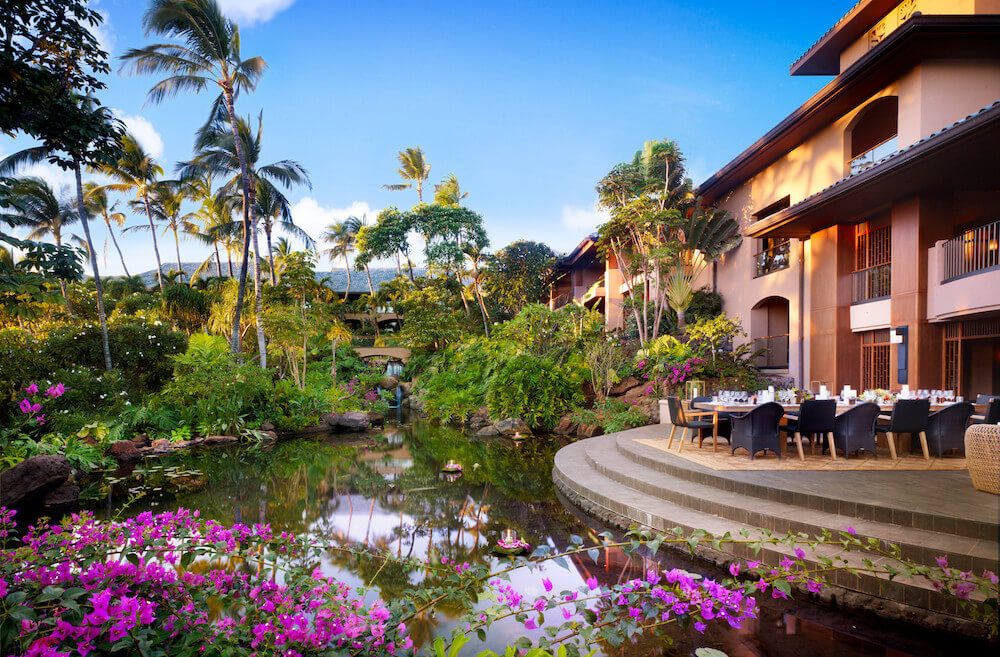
left=928, top=402, right=975, bottom=440
left=796, top=399, right=836, bottom=433
left=975, top=394, right=997, bottom=405
left=746, top=402, right=784, bottom=438
left=888, top=398, right=930, bottom=433
left=834, top=402, right=880, bottom=441
left=666, top=396, right=685, bottom=427
left=985, top=398, right=1000, bottom=424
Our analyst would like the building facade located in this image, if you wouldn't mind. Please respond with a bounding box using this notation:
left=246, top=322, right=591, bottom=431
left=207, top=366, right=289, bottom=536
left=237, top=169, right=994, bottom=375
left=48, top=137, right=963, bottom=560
left=556, top=0, right=1000, bottom=397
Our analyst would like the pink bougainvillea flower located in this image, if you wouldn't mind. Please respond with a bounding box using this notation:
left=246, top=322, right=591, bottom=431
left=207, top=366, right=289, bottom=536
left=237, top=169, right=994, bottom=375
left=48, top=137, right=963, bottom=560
left=728, top=562, right=740, bottom=577
left=18, top=398, right=32, bottom=414
left=935, top=556, right=949, bottom=569
left=524, top=618, right=537, bottom=630
left=25, top=383, right=39, bottom=395
left=541, top=578, right=553, bottom=593
left=45, top=383, right=65, bottom=398
left=586, top=576, right=599, bottom=591
left=794, top=547, right=806, bottom=560
left=846, top=527, right=857, bottom=536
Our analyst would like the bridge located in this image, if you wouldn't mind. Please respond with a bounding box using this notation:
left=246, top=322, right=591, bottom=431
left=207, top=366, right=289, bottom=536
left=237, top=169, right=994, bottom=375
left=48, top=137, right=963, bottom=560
left=353, top=346, right=411, bottom=362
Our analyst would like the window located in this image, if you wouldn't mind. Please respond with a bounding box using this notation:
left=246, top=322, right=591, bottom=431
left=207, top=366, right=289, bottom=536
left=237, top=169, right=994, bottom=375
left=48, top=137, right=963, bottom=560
left=751, top=297, right=790, bottom=370
left=846, top=97, right=898, bottom=175
left=861, top=329, right=891, bottom=390
left=752, top=196, right=792, bottom=277
left=852, top=222, right=891, bottom=303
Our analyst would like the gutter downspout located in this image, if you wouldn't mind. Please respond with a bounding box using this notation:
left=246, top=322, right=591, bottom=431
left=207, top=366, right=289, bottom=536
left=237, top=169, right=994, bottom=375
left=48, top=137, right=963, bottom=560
left=798, top=239, right=806, bottom=388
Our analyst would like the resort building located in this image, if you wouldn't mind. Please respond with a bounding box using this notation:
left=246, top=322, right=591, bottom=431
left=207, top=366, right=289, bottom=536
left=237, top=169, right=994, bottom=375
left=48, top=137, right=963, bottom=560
left=559, top=0, right=1000, bottom=397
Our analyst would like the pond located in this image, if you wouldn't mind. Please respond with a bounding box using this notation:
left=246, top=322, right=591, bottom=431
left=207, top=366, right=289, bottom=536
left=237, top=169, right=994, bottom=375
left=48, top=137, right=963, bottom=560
left=95, top=419, right=985, bottom=657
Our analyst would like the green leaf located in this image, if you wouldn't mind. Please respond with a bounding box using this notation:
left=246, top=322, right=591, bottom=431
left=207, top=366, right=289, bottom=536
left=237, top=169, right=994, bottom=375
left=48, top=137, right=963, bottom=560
left=695, top=649, right=729, bottom=657
left=587, top=548, right=600, bottom=564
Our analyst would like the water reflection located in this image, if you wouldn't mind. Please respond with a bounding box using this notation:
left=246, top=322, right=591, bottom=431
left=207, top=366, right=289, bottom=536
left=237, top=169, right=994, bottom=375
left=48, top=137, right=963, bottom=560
left=98, top=421, right=985, bottom=657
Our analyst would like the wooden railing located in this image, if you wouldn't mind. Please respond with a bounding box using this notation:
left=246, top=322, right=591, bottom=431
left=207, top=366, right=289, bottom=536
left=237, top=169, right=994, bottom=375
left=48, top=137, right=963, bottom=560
left=752, top=240, right=790, bottom=278
left=852, top=263, right=891, bottom=303
left=942, top=219, right=1000, bottom=282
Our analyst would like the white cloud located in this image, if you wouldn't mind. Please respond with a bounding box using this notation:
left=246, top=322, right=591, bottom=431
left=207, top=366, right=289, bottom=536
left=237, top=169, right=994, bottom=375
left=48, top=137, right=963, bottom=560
left=0, top=148, right=76, bottom=195
left=561, top=203, right=609, bottom=233
left=289, top=198, right=379, bottom=248
left=88, top=3, right=115, bottom=57
left=113, top=111, right=164, bottom=159
left=218, top=0, right=296, bottom=25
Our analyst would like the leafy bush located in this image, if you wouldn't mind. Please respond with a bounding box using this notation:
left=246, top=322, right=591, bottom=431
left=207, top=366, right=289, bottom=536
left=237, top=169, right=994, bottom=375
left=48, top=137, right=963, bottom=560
left=571, top=398, right=649, bottom=433
left=273, top=379, right=330, bottom=430
left=485, top=353, right=587, bottom=430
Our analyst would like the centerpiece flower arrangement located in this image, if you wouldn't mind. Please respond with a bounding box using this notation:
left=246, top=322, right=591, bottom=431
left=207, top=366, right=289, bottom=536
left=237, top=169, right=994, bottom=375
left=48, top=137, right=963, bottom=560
left=493, top=529, right=531, bottom=556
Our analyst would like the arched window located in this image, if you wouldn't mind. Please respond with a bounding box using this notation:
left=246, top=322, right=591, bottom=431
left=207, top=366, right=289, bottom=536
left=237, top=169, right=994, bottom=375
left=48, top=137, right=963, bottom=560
left=751, top=297, right=790, bottom=370
left=846, top=96, right=898, bottom=175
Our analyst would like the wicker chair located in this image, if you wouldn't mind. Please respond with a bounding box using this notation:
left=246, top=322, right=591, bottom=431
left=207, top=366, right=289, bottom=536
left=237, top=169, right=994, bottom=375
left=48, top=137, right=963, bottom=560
left=923, top=402, right=975, bottom=458
left=693, top=395, right=731, bottom=444
left=832, top=403, right=880, bottom=458
left=876, top=398, right=930, bottom=460
left=779, top=399, right=836, bottom=460
left=965, top=424, right=1000, bottom=494
left=971, top=398, right=1000, bottom=425
left=664, top=396, right=717, bottom=452
left=729, top=402, right=784, bottom=459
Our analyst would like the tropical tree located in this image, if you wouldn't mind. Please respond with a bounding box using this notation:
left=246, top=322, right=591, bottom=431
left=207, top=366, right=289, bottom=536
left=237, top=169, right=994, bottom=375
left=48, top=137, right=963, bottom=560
left=382, top=147, right=430, bottom=203
left=2, top=177, right=79, bottom=306
left=255, top=181, right=313, bottom=284
left=147, top=180, right=191, bottom=280
left=82, top=182, right=130, bottom=276
left=355, top=208, right=415, bottom=280
left=483, top=240, right=556, bottom=317
left=94, top=132, right=167, bottom=291
left=433, top=173, right=468, bottom=207
left=322, top=217, right=361, bottom=301
left=121, top=0, right=266, bottom=356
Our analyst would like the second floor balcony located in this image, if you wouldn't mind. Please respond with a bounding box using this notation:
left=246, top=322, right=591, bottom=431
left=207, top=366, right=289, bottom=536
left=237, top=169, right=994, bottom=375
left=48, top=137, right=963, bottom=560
left=752, top=240, right=790, bottom=278
left=852, top=263, right=891, bottom=304
left=928, top=219, right=1000, bottom=322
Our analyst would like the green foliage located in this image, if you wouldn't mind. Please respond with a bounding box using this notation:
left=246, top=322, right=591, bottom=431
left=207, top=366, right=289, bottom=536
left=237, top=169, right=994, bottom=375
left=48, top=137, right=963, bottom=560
left=685, top=314, right=745, bottom=361
left=396, top=284, right=465, bottom=351
left=486, top=353, right=587, bottom=430
left=686, top=288, right=723, bottom=322
left=482, top=240, right=556, bottom=318
left=571, top=398, right=648, bottom=433
left=639, top=334, right=695, bottom=364
left=419, top=337, right=512, bottom=423
left=272, top=378, right=329, bottom=430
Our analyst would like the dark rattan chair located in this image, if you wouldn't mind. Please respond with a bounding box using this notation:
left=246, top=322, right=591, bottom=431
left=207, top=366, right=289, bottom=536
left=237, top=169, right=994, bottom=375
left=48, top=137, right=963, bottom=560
left=876, top=398, right=929, bottom=460
left=693, top=395, right=731, bottom=446
left=730, top=402, right=784, bottom=459
left=665, top=396, right=717, bottom=452
left=779, top=399, right=836, bottom=460
left=832, top=403, right=880, bottom=458
left=971, top=397, right=1000, bottom=425
left=924, top=402, right=975, bottom=458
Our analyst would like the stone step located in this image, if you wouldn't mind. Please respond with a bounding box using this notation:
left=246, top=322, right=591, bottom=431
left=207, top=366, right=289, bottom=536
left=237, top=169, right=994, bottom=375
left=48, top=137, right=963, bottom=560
left=615, top=427, right=997, bottom=541
left=553, top=440, right=982, bottom=631
left=583, top=438, right=998, bottom=576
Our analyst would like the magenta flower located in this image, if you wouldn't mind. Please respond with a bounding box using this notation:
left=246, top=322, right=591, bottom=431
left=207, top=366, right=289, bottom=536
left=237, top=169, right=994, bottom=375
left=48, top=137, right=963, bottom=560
left=586, top=576, right=599, bottom=591
left=45, top=383, right=65, bottom=398
left=806, top=580, right=823, bottom=594
left=935, top=556, right=948, bottom=569
left=541, top=578, right=553, bottom=593
left=728, top=562, right=740, bottom=577
left=18, top=398, right=32, bottom=414
left=794, top=547, right=806, bottom=560
left=35, top=414, right=45, bottom=426
left=524, top=618, right=537, bottom=630
left=846, top=527, right=857, bottom=536
left=25, top=383, right=39, bottom=395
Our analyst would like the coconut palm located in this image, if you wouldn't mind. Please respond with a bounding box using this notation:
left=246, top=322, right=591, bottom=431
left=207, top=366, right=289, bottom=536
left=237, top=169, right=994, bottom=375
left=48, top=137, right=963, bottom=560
left=322, top=217, right=362, bottom=301
left=433, top=173, right=468, bottom=207
left=93, top=132, right=167, bottom=291
left=255, top=181, right=314, bottom=284
left=147, top=180, right=191, bottom=280
left=383, top=147, right=431, bottom=203
left=177, top=111, right=310, bottom=366
left=121, top=0, right=266, bottom=356
left=83, top=183, right=130, bottom=276
left=3, top=177, right=79, bottom=306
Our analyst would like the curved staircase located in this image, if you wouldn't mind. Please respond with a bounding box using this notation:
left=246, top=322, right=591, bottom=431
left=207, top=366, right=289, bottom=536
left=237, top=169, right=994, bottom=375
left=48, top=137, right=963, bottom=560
left=553, top=426, right=999, bottom=635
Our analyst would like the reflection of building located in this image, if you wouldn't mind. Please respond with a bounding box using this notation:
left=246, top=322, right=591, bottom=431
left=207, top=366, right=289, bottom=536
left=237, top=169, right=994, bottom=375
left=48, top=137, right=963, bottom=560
left=563, top=1, right=1000, bottom=396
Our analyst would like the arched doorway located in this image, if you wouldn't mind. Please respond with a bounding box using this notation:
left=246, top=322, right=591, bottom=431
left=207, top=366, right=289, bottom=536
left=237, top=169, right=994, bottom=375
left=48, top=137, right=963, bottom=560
left=751, top=297, right=790, bottom=370
left=845, top=96, right=898, bottom=175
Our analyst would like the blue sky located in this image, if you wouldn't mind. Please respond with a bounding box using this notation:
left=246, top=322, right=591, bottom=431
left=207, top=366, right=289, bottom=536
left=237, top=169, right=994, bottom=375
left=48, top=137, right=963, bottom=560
left=3, top=0, right=857, bottom=275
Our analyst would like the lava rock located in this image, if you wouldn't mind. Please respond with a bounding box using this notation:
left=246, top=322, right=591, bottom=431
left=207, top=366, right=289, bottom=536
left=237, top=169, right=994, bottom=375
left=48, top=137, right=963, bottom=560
left=202, top=435, right=239, bottom=445
left=131, top=434, right=151, bottom=448
left=609, top=376, right=641, bottom=397
left=337, top=411, right=371, bottom=432
left=399, top=382, right=413, bottom=397
left=321, top=413, right=342, bottom=428
left=107, top=440, right=142, bottom=463
left=475, top=424, right=501, bottom=438
left=41, top=483, right=80, bottom=516
left=368, top=411, right=385, bottom=427
left=495, top=418, right=531, bottom=436
left=467, top=407, right=491, bottom=431
left=577, top=423, right=604, bottom=438
left=0, top=455, right=72, bottom=509
left=150, top=439, right=173, bottom=452
left=380, top=376, right=400, bottom=390
left=623, top=384, right=650, bottom=402
left=260, top=420, right=276, bottom=432
left=553, top=416, right=578, bottom=435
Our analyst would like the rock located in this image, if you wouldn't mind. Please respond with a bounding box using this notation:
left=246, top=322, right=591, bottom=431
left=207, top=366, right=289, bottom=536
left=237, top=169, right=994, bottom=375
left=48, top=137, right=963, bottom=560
left=582, top=381, right=597, bottom=406
left=379, top=376, right=400, bottom=390
left=407, top=396, right=425, bottom=413
left=623, top=384, right=650, bottom=402
left=553, top=416, right=578, bottom=435
left=131, top=433, right=151, bottom=447
left=577, top=423, right=604, bottom=438
left=0, top=455, right=72, bottom=509
left=260, top=430, right=279, bottom=442
left=467, top=407, right=491, bottom=431
left=609, top=376, right=641, bottom=397
left=41, top=483, right=80, bottom=515
left=475, top=424, right=500, bottom=438
left=495, top=418, right=531, bottom=436
left=368, top=411, right=385, bottom=427
left=260, top=420, right=276, bottom=432
left=203, top=435, right=239, bottom=445
left=107, top=440, right=142, bottom=463
left=399, top=382, right=413, bottom=397
left=150, top=438, right=173, bottom=453
left=321, top=413, right=342, bottom=428
left=337, top=411, right=371, bottom=432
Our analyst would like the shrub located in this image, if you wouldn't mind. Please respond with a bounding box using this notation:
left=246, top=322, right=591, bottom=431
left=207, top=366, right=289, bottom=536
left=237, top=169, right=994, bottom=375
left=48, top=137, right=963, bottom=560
left=571, top=398, right=649, bottom=433
left=486, top=353, right=587, bottom=430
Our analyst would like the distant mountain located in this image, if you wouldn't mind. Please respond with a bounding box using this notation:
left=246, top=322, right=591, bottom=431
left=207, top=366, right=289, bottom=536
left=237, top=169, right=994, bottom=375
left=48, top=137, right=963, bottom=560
left=132, top=264, right=425, bottom=293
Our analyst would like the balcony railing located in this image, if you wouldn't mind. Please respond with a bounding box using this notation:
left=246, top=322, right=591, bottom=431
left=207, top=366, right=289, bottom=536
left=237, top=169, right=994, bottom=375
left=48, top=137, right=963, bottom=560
left=852, top=263, right=891, bottom=304
left=752, top=335, right=789, bottom=369
left=848, top=136, right=898, bottom=176
left=753, top=241, right=790, bottom=278
left=551, top=293, right=571, bottom=310
left=942, top=219, right=1000, bottom=282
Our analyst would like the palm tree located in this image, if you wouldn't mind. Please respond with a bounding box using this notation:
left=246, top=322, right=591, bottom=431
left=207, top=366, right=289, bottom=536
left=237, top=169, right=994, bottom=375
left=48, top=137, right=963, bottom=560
left=121, top=0, right=266, bottom=356
left=149, top=180, right=191, bottom=280
left=94, top=132, right=167, bottom=291
left=322, top=217, right=361, bottom=301
left=4, top=177, right=79, bottom=307
left=383, top=147, right=431, bottom=203
left=177, top=111, right=310, bottom=366
left=255, top=181, right=314, bottom=284
left=433, top=173, right=468, bottom=207
left=83, top=183, right=130, bottom=276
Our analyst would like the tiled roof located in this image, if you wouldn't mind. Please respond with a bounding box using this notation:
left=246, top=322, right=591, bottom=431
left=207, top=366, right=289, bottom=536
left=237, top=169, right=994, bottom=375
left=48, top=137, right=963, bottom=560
left=789, top=0, right=870, bottom=71
left=136, top=264, right=424, bottom=293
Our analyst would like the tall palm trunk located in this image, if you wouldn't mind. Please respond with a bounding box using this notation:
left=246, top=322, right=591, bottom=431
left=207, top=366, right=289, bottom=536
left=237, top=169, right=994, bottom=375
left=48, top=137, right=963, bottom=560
left=227, top=249, right=234, bottom=277
left=75, top=161, right=112, bottom=371
left=214, top=243, right=223, bottom=278
left=341, top=254, right=351, bottom=302
left=51, top=229, right=73, bottom=312
left=105, top=217, right=130, bottom=276
left=265, top=222, right=277, bottom=285
left=250, top=211, right=267, bottom=367
left=364, top=264, right=375, bottom=295
left=142, top=193, right=165, bottom=292
left=223, top=85, right=257, bottom=357
left=171, top=224, right=184, bottom=282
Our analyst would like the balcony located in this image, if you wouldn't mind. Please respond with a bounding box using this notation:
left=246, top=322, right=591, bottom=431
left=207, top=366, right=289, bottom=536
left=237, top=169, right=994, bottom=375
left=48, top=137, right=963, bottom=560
left=928, top=220, right=1000, bottom=322
left=752, top=335, right=789, bottom=370
left=852, top=263, right=891, bottom=304
left=752, top=240, right=790, bottom=278
left=848, top=136, right=898, bottom=176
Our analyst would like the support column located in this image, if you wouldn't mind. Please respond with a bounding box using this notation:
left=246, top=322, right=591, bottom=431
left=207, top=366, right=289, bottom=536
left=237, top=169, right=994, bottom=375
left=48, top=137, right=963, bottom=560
left=809, top=224, right=859, bottom=390
left=604, top=252, right=625, bottom=331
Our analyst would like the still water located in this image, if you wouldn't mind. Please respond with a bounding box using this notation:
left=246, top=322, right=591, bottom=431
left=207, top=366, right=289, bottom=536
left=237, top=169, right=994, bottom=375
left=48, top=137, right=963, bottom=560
left=98, top=420, right=987, bottom=657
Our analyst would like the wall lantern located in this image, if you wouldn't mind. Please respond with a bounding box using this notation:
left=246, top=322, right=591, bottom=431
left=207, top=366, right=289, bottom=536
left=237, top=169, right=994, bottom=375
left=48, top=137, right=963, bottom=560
left=890, top=326, right=908, bottom=384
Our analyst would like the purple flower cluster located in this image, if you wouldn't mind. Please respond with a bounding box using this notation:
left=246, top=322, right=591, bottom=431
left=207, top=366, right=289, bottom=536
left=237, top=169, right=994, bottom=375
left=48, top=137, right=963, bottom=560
left=15, top=382, right=64, bottom=427
left=0, top=507, right=411, bottom=657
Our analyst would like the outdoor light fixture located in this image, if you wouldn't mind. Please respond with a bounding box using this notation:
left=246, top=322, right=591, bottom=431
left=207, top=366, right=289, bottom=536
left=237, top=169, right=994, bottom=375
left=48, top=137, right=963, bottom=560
left=891, top=326, right=909, bottom=384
